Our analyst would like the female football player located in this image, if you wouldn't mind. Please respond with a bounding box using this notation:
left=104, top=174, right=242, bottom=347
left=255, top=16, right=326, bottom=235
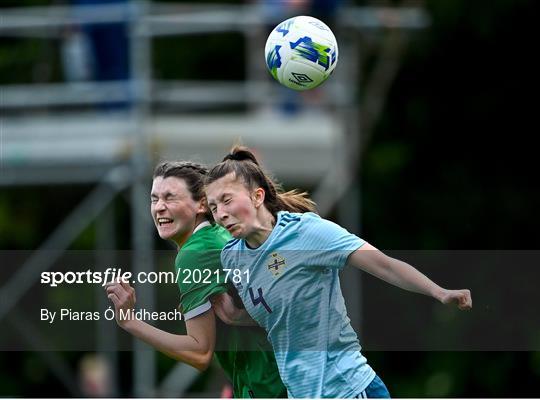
left=106, top=161, right=286, bottom=398
left=204, top=146, right=472, bottom=398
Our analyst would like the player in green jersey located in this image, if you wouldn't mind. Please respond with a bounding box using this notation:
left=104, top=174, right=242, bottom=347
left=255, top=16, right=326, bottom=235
left=106, top=161, right=286, bottom=398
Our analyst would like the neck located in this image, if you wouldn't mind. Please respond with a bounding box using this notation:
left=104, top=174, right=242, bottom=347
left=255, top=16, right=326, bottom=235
left=193, top=219, right=211, bottom=234
left=245, top=207, right=275, bottom=248
left=174, top=214, right=208, bottom=249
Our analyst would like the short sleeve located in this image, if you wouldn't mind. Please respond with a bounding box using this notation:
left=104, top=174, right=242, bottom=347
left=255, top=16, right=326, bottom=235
left=176, top=248, right=228, bottom=320
left=300, top=213, right=365, bottom=270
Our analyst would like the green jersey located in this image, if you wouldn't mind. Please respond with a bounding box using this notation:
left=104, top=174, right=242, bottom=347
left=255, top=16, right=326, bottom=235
left=175, top=224, right=286, bottom=398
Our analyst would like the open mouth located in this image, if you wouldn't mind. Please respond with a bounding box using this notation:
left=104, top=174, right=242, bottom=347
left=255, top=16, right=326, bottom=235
left=225, top=223, right=236, bottom=231
left=157, top=218, right=173, bottom=227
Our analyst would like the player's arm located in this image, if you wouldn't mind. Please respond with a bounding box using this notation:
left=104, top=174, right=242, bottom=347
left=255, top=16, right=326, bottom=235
left=211, top=292, right=258, bottom=326
left=106, top=281, right=215, bottom=371
left=347, top=243, right=472, bottom=310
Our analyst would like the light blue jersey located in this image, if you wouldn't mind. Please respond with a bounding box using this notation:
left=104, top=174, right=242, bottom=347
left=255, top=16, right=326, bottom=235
left=221, top=211, right=375, bottom=398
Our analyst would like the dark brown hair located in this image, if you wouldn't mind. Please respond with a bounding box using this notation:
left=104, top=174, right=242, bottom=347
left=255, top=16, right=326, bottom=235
left=153, top=161, right=213, bottom=222
left=205, top=146, right=317, bottom=217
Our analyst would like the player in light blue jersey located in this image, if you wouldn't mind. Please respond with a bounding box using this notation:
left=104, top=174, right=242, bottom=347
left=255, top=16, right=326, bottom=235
left=204, top=146, right=473, bottom=399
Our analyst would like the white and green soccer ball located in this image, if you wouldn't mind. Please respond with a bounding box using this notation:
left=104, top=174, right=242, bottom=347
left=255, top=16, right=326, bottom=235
left=264, top=16, right=338, bottom=91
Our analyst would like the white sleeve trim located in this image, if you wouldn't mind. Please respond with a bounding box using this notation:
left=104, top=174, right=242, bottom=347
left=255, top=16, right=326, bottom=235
left=183, top=301, right=212, bottom=321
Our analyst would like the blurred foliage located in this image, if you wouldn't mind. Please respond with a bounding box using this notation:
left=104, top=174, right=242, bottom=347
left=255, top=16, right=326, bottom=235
left=359, top=0, right=539, bottom=396
left=1, top=0, right=539, bottom=397
left=153, top=33, right=246, bottom=81
left=1, top=0, right=51, bottom=6
left=0, top=38, right=62, bottom=84
left=0, top=186, right=95, bottom=249
left=362, top=0, right=538, bottom=250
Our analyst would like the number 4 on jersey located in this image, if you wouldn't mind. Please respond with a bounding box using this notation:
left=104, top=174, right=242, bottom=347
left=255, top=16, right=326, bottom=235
left=249, top=287, right=272, bottom=313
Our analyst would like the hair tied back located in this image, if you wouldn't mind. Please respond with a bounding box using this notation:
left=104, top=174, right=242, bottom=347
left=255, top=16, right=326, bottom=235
left=222, top=147, right=260, bottom=165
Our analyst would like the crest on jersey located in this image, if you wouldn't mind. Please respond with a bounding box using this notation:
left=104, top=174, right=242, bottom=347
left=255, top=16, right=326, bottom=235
left=267, top=252, right=286, bottom=277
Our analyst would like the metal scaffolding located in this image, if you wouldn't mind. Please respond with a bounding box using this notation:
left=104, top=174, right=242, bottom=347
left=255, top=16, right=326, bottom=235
left=0, top=2, right=428, bottom=396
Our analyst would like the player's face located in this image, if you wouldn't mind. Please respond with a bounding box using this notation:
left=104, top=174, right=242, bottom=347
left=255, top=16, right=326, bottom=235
left=150, top=176, right=204, bottom=246
left=206, top=173, right=258, bottom=239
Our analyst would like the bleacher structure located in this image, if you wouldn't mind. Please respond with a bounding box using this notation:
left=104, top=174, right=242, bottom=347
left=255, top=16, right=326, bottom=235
left=0, top=2, right=428, bottom=396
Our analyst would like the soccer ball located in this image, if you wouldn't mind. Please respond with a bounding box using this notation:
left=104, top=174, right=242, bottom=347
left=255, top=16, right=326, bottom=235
left=264, top=16, right=338, bottom=91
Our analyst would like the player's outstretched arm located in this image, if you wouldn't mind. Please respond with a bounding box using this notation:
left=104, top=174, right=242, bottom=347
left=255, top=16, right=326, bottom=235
left=211, top=292, right=258, bottom=326
left=347, top=244, right=472, bottom=310
left=106, top=280, right=216, bottom=371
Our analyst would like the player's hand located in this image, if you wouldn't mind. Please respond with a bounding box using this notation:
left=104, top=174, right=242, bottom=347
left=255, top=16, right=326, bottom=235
left=211, top=293, right=258, bottom=326
left=439, top=289, right=472, bottom=310
left=105, top=279, right=137, bottom=327
left=211, top=292, right=240, bottom=325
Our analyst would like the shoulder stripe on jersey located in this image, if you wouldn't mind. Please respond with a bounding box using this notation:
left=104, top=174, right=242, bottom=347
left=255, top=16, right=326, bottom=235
left=278, top=219, right=299, bottom=227
left=222, top=238, right=241, bottom=252
left=278, top=215, right=301, bottom=227
left=280, top=214, right=301, bottom=222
